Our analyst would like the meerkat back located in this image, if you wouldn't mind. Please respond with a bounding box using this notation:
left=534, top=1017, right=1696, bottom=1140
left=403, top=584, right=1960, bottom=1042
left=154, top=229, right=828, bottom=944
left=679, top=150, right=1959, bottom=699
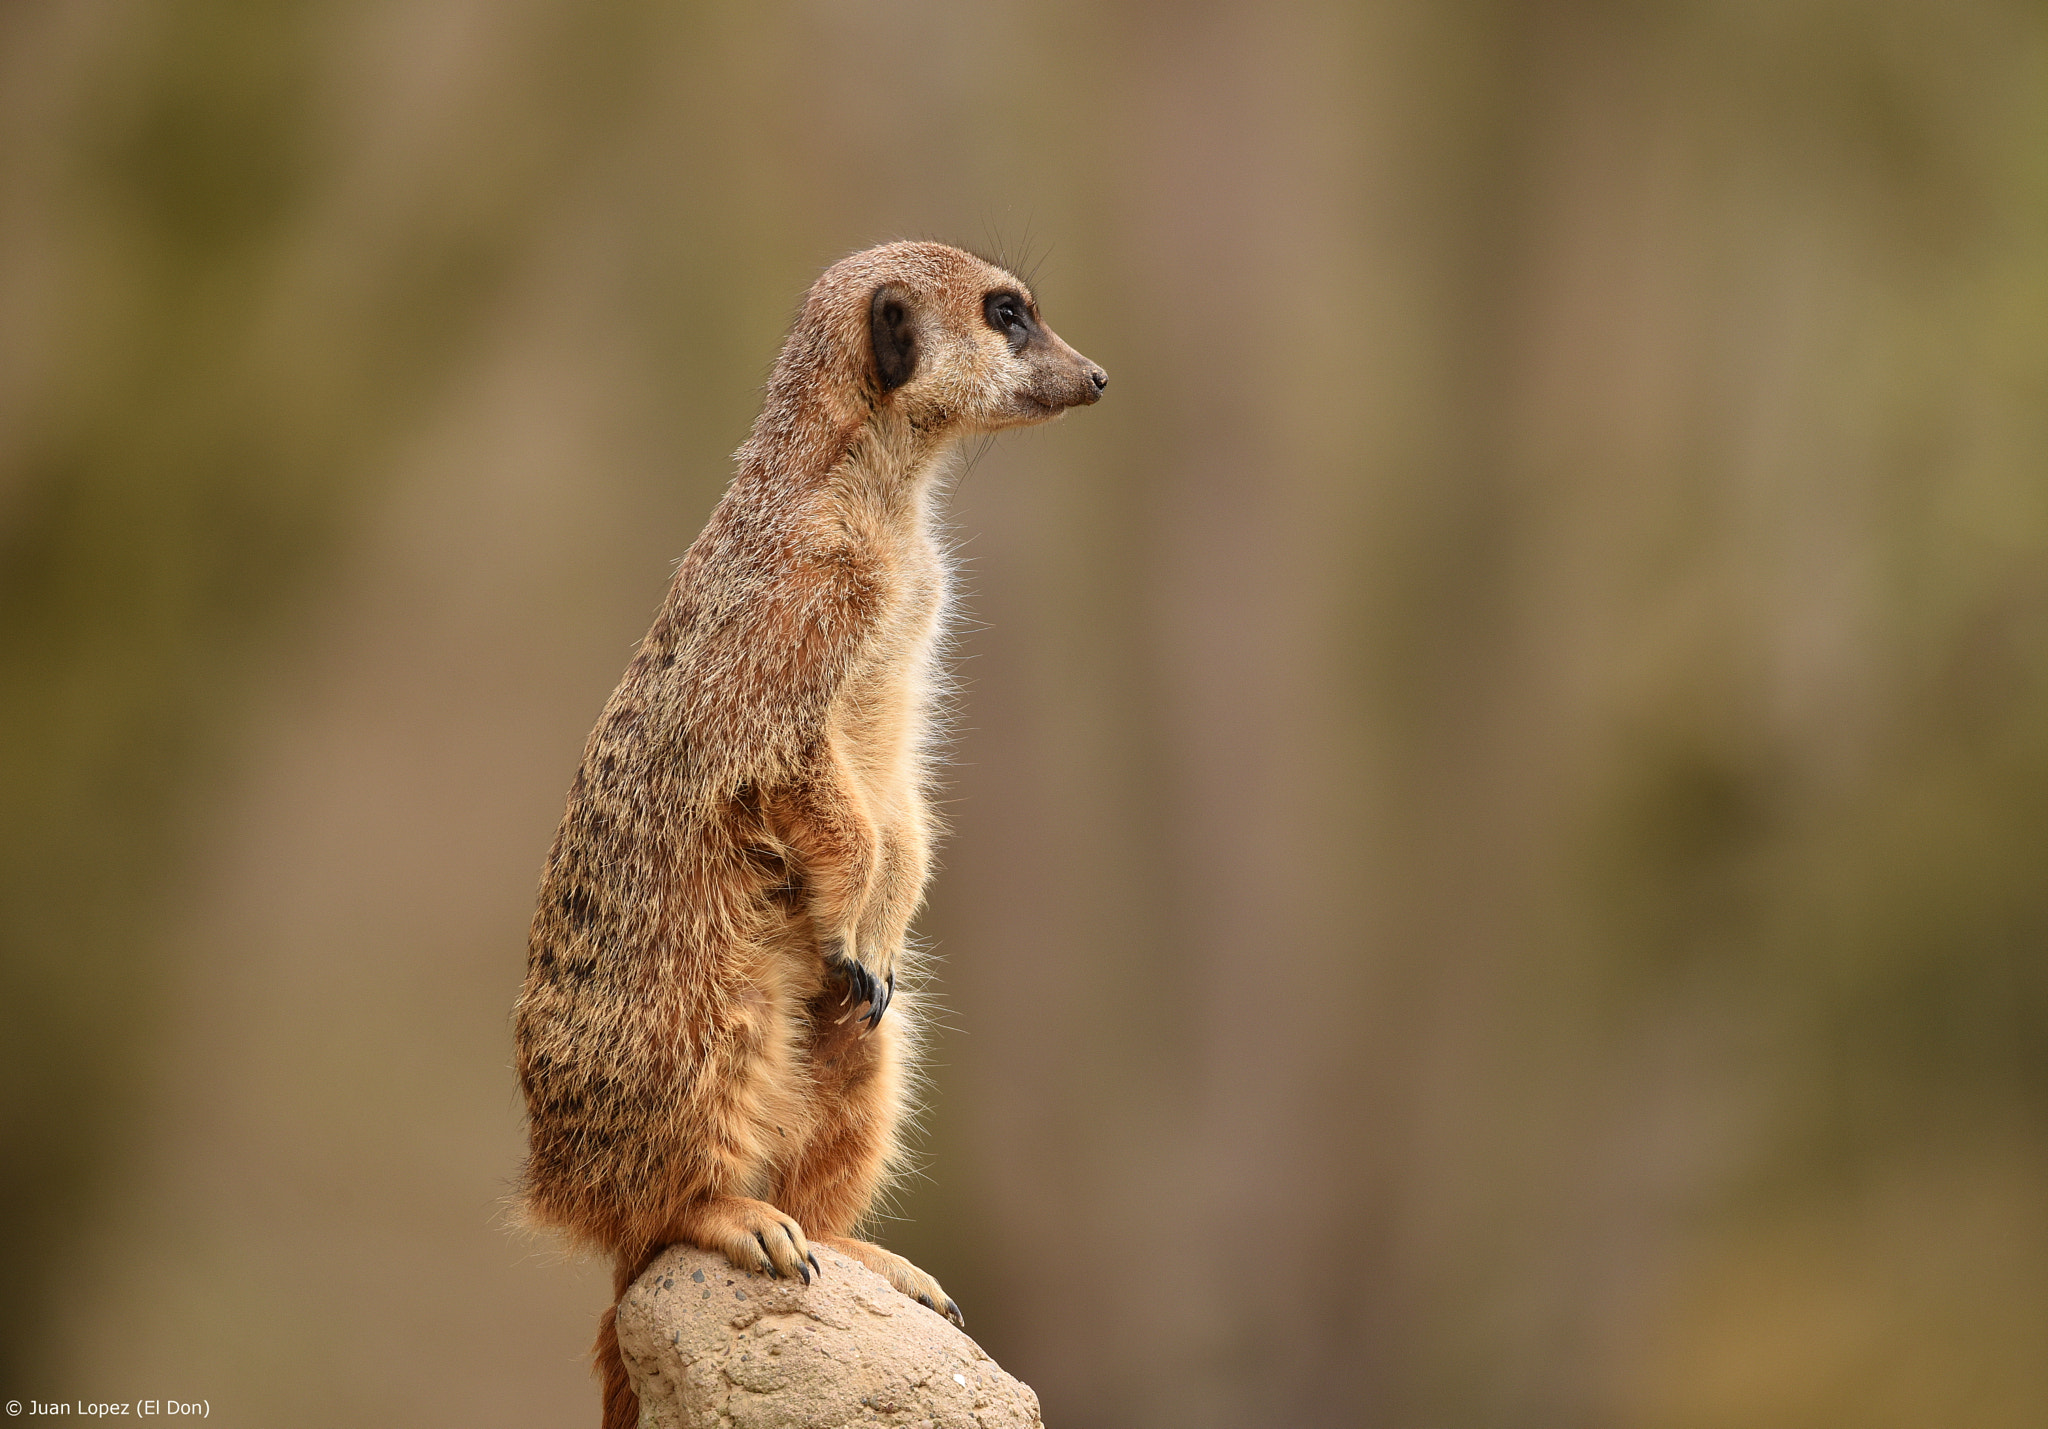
left=512, top=240, right=1105, bottom=1429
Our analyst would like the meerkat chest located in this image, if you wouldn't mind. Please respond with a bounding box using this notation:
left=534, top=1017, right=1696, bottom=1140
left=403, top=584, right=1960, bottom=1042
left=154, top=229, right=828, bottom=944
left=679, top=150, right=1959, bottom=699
left=829, top=528, right=950, bottom=811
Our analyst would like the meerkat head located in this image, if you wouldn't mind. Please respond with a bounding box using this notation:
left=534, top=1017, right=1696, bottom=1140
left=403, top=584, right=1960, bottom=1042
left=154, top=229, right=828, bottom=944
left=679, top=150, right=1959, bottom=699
left=865, top=245, right=1107, bottom=434
left=794, top=242, right=1106, bottom=439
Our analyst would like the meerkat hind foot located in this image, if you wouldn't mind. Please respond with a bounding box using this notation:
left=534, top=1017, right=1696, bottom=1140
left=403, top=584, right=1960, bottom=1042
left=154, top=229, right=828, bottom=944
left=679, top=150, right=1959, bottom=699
left=815, top=1234, right=963, bottom=1327
left=675, top=1195, right=817, bottom=1283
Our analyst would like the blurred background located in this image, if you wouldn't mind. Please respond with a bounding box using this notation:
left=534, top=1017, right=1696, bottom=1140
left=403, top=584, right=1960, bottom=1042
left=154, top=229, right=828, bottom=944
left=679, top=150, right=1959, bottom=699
left=3, top=1, right=2045, bottom=1425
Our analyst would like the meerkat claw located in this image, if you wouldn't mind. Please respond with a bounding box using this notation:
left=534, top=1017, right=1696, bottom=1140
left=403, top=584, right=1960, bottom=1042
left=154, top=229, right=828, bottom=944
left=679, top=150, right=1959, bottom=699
left=828, top=950, right=892, bottom=1029
left=943, top=1298, right=964, bottom=1328
left=864, top=968, right=895, bottom=1030
left=835, top=956, right=877, bottom=1018
left=770, top=1232, right=811, bottom=1284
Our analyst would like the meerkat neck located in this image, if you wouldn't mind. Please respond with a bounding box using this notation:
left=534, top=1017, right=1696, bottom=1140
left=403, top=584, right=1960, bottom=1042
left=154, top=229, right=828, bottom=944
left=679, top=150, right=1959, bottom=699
left=844, top=410, right=957, bottom=499
left=738, top=404, right=958, bottom=542
left=731, top=386, right=955, bottom=513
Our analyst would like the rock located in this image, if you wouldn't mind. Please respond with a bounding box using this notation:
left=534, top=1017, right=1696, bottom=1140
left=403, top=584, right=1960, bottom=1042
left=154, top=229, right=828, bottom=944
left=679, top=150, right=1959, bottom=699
left=614, top=1243, right=1045, bottom=1429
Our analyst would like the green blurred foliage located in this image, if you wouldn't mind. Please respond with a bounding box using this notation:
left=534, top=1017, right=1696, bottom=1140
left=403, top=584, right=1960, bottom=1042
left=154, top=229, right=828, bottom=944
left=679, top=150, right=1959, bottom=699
left=0, top=1, right=331, bottom=1380
left=0, top=0, right=657, bottom=1386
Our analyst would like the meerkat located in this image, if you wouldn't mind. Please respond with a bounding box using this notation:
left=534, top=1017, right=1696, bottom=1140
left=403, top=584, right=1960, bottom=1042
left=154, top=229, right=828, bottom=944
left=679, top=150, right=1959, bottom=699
left=514, top=241, right=1105, bottom=1428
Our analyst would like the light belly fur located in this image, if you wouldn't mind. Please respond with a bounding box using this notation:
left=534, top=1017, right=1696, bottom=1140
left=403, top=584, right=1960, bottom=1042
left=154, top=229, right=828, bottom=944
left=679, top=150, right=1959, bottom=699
left=829, top=536, right=947, bottom=895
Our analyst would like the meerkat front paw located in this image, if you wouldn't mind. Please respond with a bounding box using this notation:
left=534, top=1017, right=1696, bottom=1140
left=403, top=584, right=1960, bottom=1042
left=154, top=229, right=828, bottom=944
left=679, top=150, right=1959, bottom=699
left=823, top=940, right=894, bottom=1030
left=676, top=1195, right=820, bottom=1283
left=815, top=1234, right=963, bottom=1327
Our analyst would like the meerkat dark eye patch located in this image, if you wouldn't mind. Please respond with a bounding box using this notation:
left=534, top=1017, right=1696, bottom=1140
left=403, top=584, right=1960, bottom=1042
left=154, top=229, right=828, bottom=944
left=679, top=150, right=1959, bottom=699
left=870, top=284, right=918, bottom=391
left=983, top=289, right=1033, bottom=353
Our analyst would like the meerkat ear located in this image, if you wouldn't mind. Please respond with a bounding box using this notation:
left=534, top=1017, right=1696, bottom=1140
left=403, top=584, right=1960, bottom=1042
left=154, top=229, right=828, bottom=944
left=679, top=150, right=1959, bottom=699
left=870, top=283, right=918, bottom=392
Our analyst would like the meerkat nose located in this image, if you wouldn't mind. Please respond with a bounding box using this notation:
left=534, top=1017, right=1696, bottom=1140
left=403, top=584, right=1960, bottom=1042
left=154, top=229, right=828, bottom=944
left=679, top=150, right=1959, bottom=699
left=1086, top=367, right=1108, bottom=400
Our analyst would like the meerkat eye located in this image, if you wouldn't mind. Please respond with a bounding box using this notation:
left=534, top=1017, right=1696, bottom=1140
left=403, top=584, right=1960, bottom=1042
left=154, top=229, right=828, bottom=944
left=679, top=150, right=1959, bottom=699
left=982, top=290, right=1031, bottom=353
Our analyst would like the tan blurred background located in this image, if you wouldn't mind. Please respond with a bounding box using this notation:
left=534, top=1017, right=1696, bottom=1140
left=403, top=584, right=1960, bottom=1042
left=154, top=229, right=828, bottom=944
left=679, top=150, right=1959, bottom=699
left=4, top=1, right=2046, bottom=1425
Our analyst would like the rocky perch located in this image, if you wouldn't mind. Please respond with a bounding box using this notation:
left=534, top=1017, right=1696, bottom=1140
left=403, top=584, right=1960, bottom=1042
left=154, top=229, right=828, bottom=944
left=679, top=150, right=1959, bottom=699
left=615, top=1243, right=1045, bottom=1428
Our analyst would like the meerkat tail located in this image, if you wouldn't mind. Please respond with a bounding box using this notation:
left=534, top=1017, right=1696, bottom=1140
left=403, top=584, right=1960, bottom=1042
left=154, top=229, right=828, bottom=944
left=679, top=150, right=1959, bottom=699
left=595, top=1242, right=665, bottom=1429
left=594, top=1303, right=635, bottom=1429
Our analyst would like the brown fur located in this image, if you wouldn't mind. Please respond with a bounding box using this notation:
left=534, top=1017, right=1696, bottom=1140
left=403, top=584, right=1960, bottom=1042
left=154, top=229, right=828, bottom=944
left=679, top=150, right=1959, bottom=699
left=513, top=241, right=1104, bottom=1425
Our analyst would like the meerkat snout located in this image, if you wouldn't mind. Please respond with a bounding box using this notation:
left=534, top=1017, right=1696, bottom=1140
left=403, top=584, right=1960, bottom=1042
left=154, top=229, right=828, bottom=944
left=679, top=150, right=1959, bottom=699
left=977, top=284, right=1106, bottom=420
